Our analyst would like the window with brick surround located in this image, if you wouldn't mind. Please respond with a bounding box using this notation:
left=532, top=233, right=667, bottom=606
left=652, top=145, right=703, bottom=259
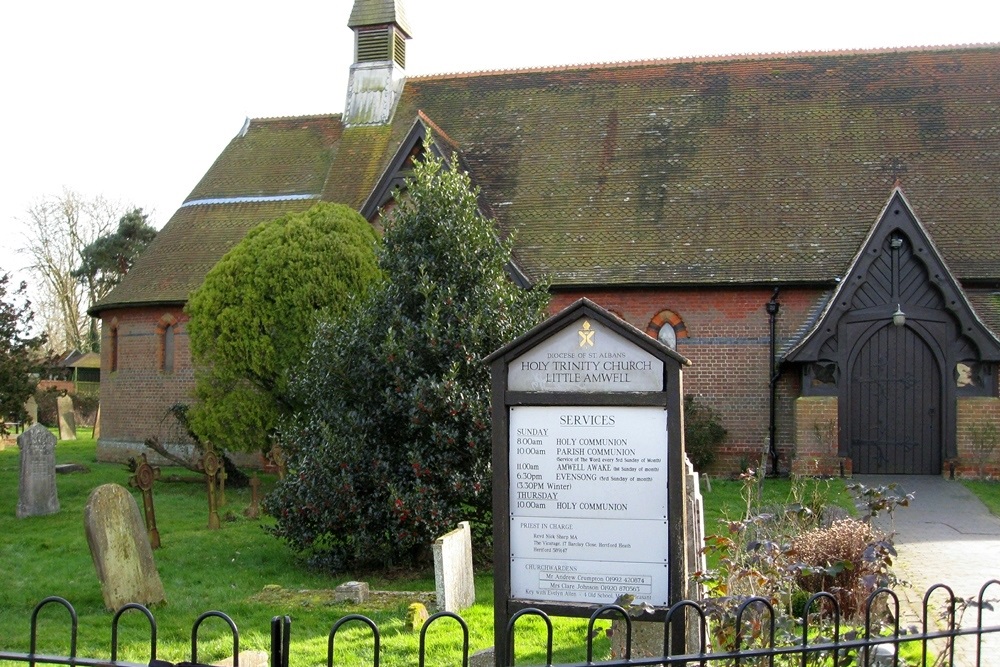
left=109, top=320, right=119, bottom=373
left=157, top=314, right=177, bottom=374
left=645, top=310, right=688, bottom=350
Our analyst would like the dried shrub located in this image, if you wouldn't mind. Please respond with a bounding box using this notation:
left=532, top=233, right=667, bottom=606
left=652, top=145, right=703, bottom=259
left=792, top=518, right=895, bottom=618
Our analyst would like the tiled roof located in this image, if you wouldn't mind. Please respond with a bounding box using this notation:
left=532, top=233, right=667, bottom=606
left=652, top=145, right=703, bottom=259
left=94, top=45, right=1000, bottom=313
left=348, top=0, right=412, bottom=36
left=90, top=200, right=321, bottom=312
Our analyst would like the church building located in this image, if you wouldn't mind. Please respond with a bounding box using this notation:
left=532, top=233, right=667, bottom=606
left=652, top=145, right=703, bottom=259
left=90, top=0, right=1000, bottom=476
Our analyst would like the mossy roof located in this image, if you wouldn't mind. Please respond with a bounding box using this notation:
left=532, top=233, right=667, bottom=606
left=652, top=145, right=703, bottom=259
left=94, top=45, right=1000, bottom=315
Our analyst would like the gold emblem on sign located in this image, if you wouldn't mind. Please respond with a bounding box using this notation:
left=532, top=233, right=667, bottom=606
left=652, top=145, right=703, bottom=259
left=579, top=320, right=595, bottom=347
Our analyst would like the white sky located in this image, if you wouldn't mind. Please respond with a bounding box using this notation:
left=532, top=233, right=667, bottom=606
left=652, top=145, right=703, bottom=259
left=2, top=0, right=997, bottom=284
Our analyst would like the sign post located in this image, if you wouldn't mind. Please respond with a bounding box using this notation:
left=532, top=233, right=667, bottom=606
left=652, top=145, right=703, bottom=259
left=487, top=299, right=690, bottom=665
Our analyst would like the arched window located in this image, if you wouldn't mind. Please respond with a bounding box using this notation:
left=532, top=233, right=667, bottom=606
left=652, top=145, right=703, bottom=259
left=645, top=309, right=688, bottom=350
left=157, top=314, right=178, bottom=374
left=109, top=319, right=119, bottom=373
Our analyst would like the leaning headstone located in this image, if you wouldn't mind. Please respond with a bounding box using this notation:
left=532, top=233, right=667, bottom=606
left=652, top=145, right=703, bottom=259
left=16, top=424, right=60, bottom=518
left=432, top=520, right=475, bottom=612
left=84, top=483, right=166, bottom=610
left=57, top=393, right=76, bottom=440
left=24, top=396, right=38, bottom=426
left=92, top=404, right=101, bottom=439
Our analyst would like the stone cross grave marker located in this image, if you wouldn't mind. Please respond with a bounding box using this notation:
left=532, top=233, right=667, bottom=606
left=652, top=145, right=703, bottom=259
left=244, top=476, right=261, bottom=519
left=56, top=393, right=76, bottom=440
left=199, top=445, right=222, bottom=529
left=217, top=461, right=228, bottom=507
left=432, top=520, right=476, bottom=612
left=128, top=453, right=162, bottom=549
left=16, top=423, right=60, bottom=518
left=84, top=483, right=166, bottom=610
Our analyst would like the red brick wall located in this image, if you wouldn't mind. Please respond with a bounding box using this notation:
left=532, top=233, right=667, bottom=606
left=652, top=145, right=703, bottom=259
left=550, top=287, right=823, bottom=476
left=97, top=306, right=196, bottom=461
left=791, top=396, right=843, bottom=476
left=955, top=397, right=1000, bottom=479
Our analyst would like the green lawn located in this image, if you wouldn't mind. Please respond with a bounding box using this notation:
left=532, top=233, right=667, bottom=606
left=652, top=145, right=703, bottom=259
left=0, top=432, right=859, bottom=665
left=963, top=479, right=1000, bottom=517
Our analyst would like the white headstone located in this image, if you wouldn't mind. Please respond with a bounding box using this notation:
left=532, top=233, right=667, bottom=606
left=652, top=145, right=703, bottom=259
left=16, top=423, right=60, bottom=518
left=432, top=521, right=476, bottom=612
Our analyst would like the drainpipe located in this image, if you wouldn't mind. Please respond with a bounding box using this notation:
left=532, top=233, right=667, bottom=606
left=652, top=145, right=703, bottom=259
left=766, top=288, right=781, bottom=476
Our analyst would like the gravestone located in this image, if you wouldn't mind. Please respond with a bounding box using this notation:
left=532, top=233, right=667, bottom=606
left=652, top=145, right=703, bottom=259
left=128, top=453, right=162, bottom=549
left=56, top=393, right=76, bottom=440
left=84, top=483, right=166, bottom=610
left=16, top=423, right=60, bottom=518
left=24, top=396, right=38, bottom=426
left=93, top=404, right=101, bottom=439
left=244, top=476, right=261, bottom=519
left=199, top=445, right=222, bottom=529
left=334, top=580, right=369, bottom=603
left=432, top=520, right=475, bottom=612
left=684, top=457, right=706, bottom=602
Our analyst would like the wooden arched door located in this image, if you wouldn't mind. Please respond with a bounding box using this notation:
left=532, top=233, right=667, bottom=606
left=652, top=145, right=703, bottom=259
left=845, top=319, right=943, bottom=474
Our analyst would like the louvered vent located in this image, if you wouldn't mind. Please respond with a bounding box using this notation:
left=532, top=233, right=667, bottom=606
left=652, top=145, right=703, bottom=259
left=392, top=30, right=406, bottom=68
left=357, top=25, right=406, bottom=66
left=357, top=26, right=390, bottom=62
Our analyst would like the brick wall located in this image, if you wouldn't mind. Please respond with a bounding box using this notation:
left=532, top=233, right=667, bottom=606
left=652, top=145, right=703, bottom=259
left=550, top=287, right=823, bottom=476
left=791, top=396, right=844, bottom=476
left=955, top=397, right=1000, bottom=479
left=97, top=306, right=195, bottom=462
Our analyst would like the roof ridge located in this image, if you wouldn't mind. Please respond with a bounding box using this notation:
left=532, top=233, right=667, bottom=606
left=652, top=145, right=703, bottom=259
left=246, top=112, right=343, bottom=123
left=407, top=42, right=1000, bottom=81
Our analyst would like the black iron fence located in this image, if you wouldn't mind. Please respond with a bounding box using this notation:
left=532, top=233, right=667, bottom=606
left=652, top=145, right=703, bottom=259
left=3, top=581, right=999, bottom=667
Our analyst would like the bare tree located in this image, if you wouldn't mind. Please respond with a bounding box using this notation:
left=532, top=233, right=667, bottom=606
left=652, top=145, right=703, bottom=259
left=19, top=189, right=124, bottom=353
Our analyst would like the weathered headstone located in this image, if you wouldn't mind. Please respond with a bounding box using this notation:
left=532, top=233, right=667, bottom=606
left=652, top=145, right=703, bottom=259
left=56, top=393, right=76, bottom=441
left=24, top=396, right=38, bottom=426
left=432, top=520, right=475, bottom=612
left=405, top=602, right=429, bottom=632
left=93, top=403, right=101, bottom=439
left=84, top=483, right=166, bottom=610
left=16, top=424, right=60, bottom=518
left=128, top=453, right=162, bottom=549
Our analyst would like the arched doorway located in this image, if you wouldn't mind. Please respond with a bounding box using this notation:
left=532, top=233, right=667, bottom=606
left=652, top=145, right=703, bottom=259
left=845, top=318, right=943, bottom=474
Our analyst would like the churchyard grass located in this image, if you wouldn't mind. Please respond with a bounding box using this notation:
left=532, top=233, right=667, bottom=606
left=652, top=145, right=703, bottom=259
left=1, top=433, right=857, bottom=665
left=963, top=479, right=1000, bottom=517
left=0, top=431, right=608, bottom=665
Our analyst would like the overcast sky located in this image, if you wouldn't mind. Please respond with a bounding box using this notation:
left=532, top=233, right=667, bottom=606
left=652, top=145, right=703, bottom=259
left=2, top=0, right=997, bottom=283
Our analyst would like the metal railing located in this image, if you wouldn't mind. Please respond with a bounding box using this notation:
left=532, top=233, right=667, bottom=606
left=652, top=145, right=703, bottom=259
left=2, top=581, right=999, bottom=667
